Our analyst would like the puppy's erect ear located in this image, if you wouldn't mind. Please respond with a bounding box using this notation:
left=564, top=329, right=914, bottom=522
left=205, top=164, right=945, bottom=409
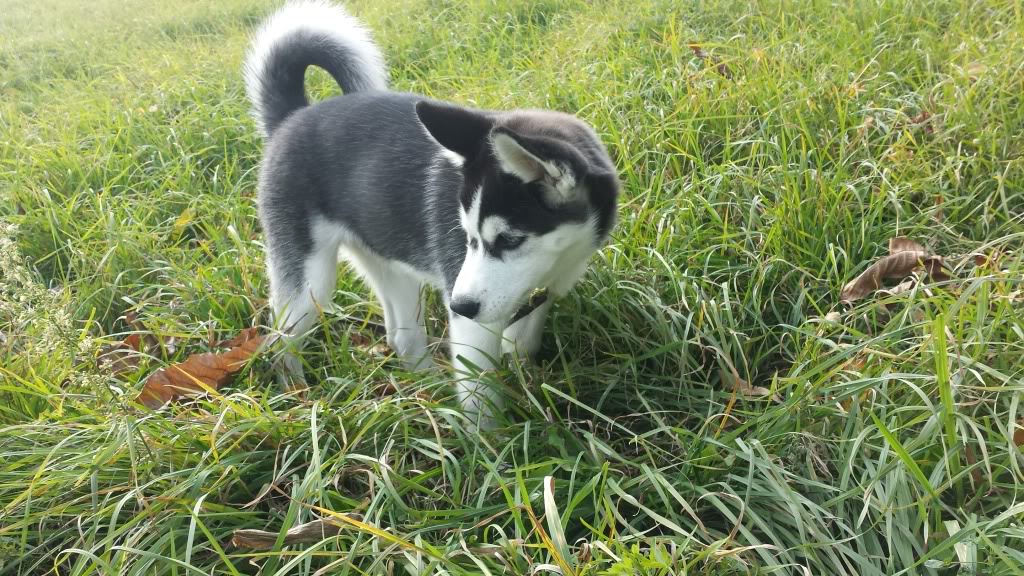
left=415, top=100, right=494, bottom=162
left=490, top=126, right=586, bottom=204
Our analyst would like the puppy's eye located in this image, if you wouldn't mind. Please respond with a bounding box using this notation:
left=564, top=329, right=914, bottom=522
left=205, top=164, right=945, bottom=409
left=494, top=233, right=525, bottom=251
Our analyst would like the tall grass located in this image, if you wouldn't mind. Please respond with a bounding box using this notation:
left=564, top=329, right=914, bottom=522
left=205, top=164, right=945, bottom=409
left=2, top=0, right=1023, bottom=573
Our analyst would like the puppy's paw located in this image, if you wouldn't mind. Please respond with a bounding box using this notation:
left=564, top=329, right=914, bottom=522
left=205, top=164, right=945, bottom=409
left=273, top=352, right=308, bottom=391
left=457, top=378, right=503, bottom=430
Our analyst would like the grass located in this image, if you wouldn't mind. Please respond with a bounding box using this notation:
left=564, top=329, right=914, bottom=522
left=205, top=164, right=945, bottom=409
left=2, top=0, right=1023, bottom=573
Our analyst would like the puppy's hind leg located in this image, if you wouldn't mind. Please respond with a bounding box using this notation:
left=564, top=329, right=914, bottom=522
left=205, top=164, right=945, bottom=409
left=265, top=225, right=340, bottom=388
left=344, top=248, right=433, bottom=371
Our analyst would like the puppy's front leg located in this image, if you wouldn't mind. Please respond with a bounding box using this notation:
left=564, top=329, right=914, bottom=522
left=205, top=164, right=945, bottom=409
left=501, top=300, right=552, bottom=361
left=448, top=313, right=504, bottom=428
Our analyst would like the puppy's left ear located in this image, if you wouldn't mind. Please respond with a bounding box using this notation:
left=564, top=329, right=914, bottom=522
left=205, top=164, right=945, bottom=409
left=415, top=100, right=494, bottom=162
left=490, top=127, right=586, bottom=204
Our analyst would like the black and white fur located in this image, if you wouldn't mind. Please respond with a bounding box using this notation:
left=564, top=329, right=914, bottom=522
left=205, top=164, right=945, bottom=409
left=244, top=1, right=618, bottom=425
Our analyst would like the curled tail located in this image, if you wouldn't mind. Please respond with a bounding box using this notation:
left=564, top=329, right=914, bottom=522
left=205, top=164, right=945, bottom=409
left=243, top=0, right=388, bottom=137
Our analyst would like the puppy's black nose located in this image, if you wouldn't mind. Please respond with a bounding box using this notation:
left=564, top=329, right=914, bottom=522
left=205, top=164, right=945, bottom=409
left=450, top=299, right=480, bottom=319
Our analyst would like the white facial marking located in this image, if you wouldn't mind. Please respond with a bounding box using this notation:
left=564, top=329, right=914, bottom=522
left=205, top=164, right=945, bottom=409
left=459, top=187, right=482, bottom=234
left=451, top=202, right=600, bottom=325
left=480, top=216, right=511, bottom=245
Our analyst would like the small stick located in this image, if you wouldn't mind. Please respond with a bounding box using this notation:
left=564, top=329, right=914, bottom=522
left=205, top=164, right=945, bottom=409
left=509, top=287, right=549, bottom=325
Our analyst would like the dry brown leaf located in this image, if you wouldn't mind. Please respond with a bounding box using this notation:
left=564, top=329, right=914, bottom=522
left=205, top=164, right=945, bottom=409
left=689, top=44, right=734, bottom=79
left=892, top=110, right=935, bottom=135
left=888, top=237, right=925, bottom=253
left=378, top=380, right=433, bottom=401
left=878, top=279, right=917, bottom=297
left=215, top=326, right=261, bottom=349
left=841, top=251, right=929, bottom=302
left=721, top=368, right=781, bottom=402
left=97, top=335, right=146, bottom=376
left=925, top=260, right=950, bottom=282
left=231, top=519, right=344, bottom=550
left=968, top=250, right=1004, bottom=270
left=908, top=110, right=935, bottom=134
left=841, top=237, right=949, bottom=303
left=964, top=62, right=987, bottom=82
left=136, top=331, right=266, bottom=409
left=856, top=115, right=875, bottom=142
left=1014, top=420, right=1024, bottom=449
left=910, top=110, right=933, bottom=125
left=96, top=312, right=167, bottom=376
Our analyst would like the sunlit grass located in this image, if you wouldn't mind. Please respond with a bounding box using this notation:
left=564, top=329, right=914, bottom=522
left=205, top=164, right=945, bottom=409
left=1, top=0, right=1023, bottom=573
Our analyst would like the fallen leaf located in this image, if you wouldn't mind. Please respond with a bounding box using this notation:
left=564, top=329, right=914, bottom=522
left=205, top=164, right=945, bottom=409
left=964, top=62, right=987, bottom=82
left=231, top=519, right=344, bottom=550
left=720, top=368, right=781, bottom=402
left=96, top=335, right=146, bottom=376
left=1014, top=420, right=1024, bottom=449
left=884, top=145, right=915, bottom=163
left=126, top=312, right=163, bottom=349
left=909, top=110, right=935, bottom=134
left=878, top=279, right=917, bottom=297
left=847, top=356, right=868, bottom=371
left=215, top=326, right=261, bottom=349
left=892, top=110, right=936, bottom=136
left=967, top=250, right=1003, bottom=270
left=856, top=115, right=875, bottom=141
left=909, top=110, right=932, bottom=125
left=368, top=342, right=392, bottom=357
left=841, top=237, right=949, bottom=303
left=888, top=237, right=924, bottom=253
left=348, top=330, right=373, bottom=349
left=98, top=333, right=160, bottom=375
left=136, top=331, right=266, bottom=409
left=377, top=380, right=432, bottom=401
left=689, top=44, right=733, bottom=79
left=97, top=313, right=167, bottom=376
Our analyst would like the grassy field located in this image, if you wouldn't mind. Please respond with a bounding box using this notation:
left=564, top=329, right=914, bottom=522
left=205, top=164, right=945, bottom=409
left=2, top=0, right=1024, bottom=573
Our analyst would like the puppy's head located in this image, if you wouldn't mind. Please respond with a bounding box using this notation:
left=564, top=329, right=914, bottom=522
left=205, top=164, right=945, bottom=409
left=416, top=100, right=618, bottom=325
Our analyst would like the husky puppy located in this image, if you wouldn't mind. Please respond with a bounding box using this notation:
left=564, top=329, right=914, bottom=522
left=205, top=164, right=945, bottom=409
left=244, top=1, right=618, bottom=424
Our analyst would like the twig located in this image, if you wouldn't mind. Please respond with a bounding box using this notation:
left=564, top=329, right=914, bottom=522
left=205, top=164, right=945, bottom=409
left=509, top=288, right=550, bottom=325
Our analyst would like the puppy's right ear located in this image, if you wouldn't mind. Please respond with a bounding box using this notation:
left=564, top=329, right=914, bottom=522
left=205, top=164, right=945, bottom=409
left=415, top=100, right=494, bottom=162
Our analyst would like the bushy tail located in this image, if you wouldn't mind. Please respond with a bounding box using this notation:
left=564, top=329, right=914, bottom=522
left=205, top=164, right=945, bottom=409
left=243, top=0, right=387, bottom=137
